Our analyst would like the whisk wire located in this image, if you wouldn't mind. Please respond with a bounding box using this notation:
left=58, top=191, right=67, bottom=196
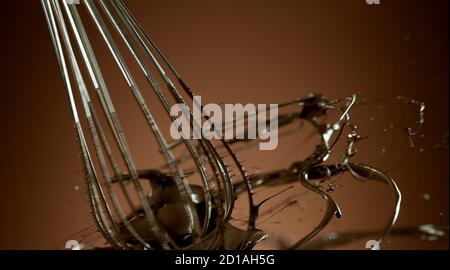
left=42, top=0, right=249, bottom=250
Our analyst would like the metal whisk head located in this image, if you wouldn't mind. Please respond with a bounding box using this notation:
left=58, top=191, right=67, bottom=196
left=41, top=0, right=260, bottom=250
left=42, top=0, right=407, bottom=251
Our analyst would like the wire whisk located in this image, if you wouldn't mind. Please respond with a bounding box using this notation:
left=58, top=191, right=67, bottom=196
left=41, top=0, right=263, bottom=250
left=42, top=0, right=405, bottom=250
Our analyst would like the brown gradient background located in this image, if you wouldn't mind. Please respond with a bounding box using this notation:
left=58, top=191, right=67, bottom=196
left=0, top=0, right=448, bottom=249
